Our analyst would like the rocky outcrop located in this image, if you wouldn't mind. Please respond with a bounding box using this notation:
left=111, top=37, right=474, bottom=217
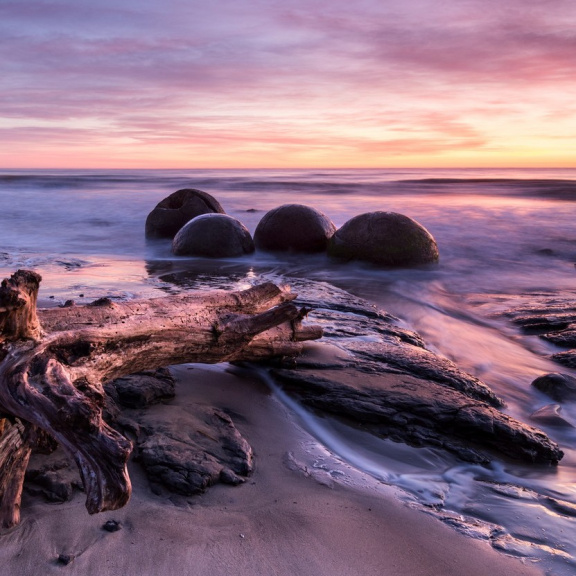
left=254, top=204, right=336, bottom=253
left=274, top=368, right=559, bottom=464
left=25, top=369, right=253, bottom=504
left=503, top=296, right=576, bottom=369
left=22, top=282, right=565, bottom=511
left=145, top=189, right=225, bottom=238
left=24, top=452, right=82, bottom=503
left=267, top=280, right=562, bottom=464
left=328, top=211, right=439, bottom=267
left=550, top=351, right=576, bottom=368
left=105, top=368, right=175, bottom=409
left=172, top=214, right=255, bottom=257
left=541, top=328, right=576, bottom=348
left=135, top=406, right=253, bottom=496
left=108, top=371, right=254, bottom=497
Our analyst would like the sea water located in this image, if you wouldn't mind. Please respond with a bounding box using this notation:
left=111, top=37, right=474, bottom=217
left=1, top=168, right=576, bottom=574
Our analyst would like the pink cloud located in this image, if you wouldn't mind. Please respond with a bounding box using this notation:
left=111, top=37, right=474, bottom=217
left=1, top=0, right=575, bottom=167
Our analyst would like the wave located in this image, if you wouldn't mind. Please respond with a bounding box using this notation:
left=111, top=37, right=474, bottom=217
left=0, top=173, right=184, bottom=190
left=1, top=170, right=575, bottom=200
left=398, top=178, right=576, bottom=199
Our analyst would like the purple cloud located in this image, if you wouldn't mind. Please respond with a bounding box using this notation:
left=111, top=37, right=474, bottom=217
left=0, top=0, right=575, bottom=166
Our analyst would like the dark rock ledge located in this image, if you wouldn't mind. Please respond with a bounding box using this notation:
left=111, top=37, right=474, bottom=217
left=268, top=279, right=563, bottom=465
left=107, top=370, right=254, bottom=497
left=503, top=295, right=576, bottom=369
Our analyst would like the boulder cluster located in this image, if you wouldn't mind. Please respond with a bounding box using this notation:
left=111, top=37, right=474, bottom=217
left=146, top=188, right=439, bottom=267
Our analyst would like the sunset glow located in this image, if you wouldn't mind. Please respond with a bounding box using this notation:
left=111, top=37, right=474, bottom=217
left=1, top=0, right=575, bottom=169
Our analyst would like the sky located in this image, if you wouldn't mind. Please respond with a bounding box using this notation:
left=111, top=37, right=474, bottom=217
left=1, top=0, right=575, bottom=169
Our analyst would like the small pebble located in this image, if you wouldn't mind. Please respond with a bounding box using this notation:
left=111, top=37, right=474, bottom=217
left=57, top=554, right=74, bottom=566
left=102, top=519, right=122, bottom=532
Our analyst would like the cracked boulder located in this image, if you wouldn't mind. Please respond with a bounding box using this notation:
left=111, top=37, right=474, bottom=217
left=145, top=188, right=225, bottom=239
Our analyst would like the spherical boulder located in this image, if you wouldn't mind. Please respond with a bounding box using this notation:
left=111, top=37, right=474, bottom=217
left=172, top=214, right=255, bottom=258
left=254, top=204, right=336, bottom=253
left=145, top=189, right=225, bottom=238
left=328, top=211, right=439, bottom=267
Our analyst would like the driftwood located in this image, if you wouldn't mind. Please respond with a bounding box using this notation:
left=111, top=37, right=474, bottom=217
left=0, top=270, right=321, bottom=528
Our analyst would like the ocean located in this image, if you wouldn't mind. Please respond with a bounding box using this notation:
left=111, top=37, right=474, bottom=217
left=1, top=167, right=576, bottom=574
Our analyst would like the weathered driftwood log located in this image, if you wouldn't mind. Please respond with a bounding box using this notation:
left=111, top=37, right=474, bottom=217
left=0, top=270, right=321, bottom=528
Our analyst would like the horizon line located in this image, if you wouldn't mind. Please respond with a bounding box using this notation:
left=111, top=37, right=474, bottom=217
left=1, top=166, right=576, bottom=171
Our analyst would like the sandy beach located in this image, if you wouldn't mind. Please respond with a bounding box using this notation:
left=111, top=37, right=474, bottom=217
left=0, top=364, right=544, bottom=576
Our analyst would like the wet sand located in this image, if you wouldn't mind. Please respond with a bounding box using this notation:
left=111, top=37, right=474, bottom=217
left=0, top=365, right=543, bottom=576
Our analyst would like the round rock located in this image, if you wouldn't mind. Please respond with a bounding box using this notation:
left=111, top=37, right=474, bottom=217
left=145, top=189, right=225, bottom=238
left=254, top=204, right=336, bottom=253
left=328, top=211, right=439, bottom=267
left=172, top=214, right=254, bottom=257
left=532, top=372, right=576, bottom=402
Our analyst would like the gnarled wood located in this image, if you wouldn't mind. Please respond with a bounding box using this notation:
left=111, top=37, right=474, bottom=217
left=0, top=420, right=33, bottom=529
left=0, top=270, right=322, bottom=527
left=0, top=270, right=41, bottom=343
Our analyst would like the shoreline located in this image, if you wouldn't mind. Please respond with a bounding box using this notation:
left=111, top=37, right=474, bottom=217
left=1, top=365, right=544, bottom=576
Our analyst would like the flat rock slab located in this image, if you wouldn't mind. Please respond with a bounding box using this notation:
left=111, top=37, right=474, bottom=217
left=550, top=350, right=576, bottom=368
left=540, top=328, right=576, bottom=348
left=110, top=370, right=254, bottom=497
left=133, top=404, right=253, bottom=496
left=105, top=368, right=176, bottom=409
left=274, top=367, right=559, bottom=464
left=268, top=280, right=563, bottom=464
left=502, top=294, right=576, bottom=369
left=502, top=295, right=576, bottom=332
